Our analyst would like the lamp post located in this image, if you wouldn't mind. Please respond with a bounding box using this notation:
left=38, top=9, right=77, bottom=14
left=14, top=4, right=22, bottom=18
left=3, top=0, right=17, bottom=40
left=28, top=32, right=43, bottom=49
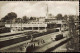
left=21, top=19, right=22, bottom=31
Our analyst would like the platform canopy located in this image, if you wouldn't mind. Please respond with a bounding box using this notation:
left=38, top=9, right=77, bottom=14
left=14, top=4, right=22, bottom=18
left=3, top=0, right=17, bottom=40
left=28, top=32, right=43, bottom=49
left=5, top=24, right=47, bottom=27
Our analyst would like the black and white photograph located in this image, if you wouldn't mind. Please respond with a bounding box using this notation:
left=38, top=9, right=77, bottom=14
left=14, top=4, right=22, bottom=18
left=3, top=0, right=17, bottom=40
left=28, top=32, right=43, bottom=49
left=0, top=0, right=79, bottom=52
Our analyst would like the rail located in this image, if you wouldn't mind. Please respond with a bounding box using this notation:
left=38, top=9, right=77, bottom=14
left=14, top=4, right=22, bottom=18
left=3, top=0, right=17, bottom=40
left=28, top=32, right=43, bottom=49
left=0, top=29, right=59, bottom=50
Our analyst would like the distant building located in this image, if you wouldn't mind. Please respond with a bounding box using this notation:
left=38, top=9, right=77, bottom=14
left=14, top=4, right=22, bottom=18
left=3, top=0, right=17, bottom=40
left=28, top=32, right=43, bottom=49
left=5, top=16, right=67, bottom=32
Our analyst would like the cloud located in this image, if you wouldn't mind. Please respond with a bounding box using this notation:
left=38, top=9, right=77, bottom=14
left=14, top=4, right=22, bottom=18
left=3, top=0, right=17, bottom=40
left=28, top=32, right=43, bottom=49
left=0, top=1, right=79, bottom=19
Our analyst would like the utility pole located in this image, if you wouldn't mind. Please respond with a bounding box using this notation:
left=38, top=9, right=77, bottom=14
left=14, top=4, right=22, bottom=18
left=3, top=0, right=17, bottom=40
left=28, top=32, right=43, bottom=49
left=10, top=20, right=12, bottom=32
left=21, top=19, right=22, bottom=31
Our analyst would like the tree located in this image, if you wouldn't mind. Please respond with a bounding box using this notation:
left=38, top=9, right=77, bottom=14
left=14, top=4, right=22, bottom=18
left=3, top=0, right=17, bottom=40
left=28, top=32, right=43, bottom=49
left=69, top=15, right=74, bottom=22
left=1, top=18, right=5, bottom=22
left=68, top=15, right=79, bottom=51
left=22, top=16, right=29, bottom=23
left=1, top=15, right=9, bottom=22
left=30, top=17, right=34, bottom=20
left=48, top=14, right=53, bottom=18
left=0, top=19, right=1, bottom=22
left=64, top=15, right=68, bottom=21
left=16, top=18, right=22, bottom=23
left=56, top=14, right=63, bottom=20
left=1, top=12, right=17, bottom=22
left=7, top=12, right=17, bottom=20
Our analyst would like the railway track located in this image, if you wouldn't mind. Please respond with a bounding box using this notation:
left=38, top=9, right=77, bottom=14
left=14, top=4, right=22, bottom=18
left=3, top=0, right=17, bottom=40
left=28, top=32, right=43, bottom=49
left=0, top=29, right=59, bottom=50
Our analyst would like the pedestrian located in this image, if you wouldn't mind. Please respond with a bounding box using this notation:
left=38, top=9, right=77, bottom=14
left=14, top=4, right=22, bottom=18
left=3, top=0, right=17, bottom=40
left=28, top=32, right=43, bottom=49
left=38, top=41, right=40, bottom=45
left=33, top=43, right=35, bottom=48
left=41, top=39, right=45, bottom=44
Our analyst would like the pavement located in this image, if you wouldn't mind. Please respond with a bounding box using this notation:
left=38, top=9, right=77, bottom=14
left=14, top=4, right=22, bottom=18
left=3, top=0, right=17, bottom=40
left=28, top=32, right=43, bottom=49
left=30, top=31, right=69, bottom=52
left=32, top=38, right=68, bottom=52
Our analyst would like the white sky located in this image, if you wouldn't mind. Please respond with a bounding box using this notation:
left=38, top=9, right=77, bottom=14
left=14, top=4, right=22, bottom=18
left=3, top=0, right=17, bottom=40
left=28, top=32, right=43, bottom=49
left=0, top=1, right=79, bottom=19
